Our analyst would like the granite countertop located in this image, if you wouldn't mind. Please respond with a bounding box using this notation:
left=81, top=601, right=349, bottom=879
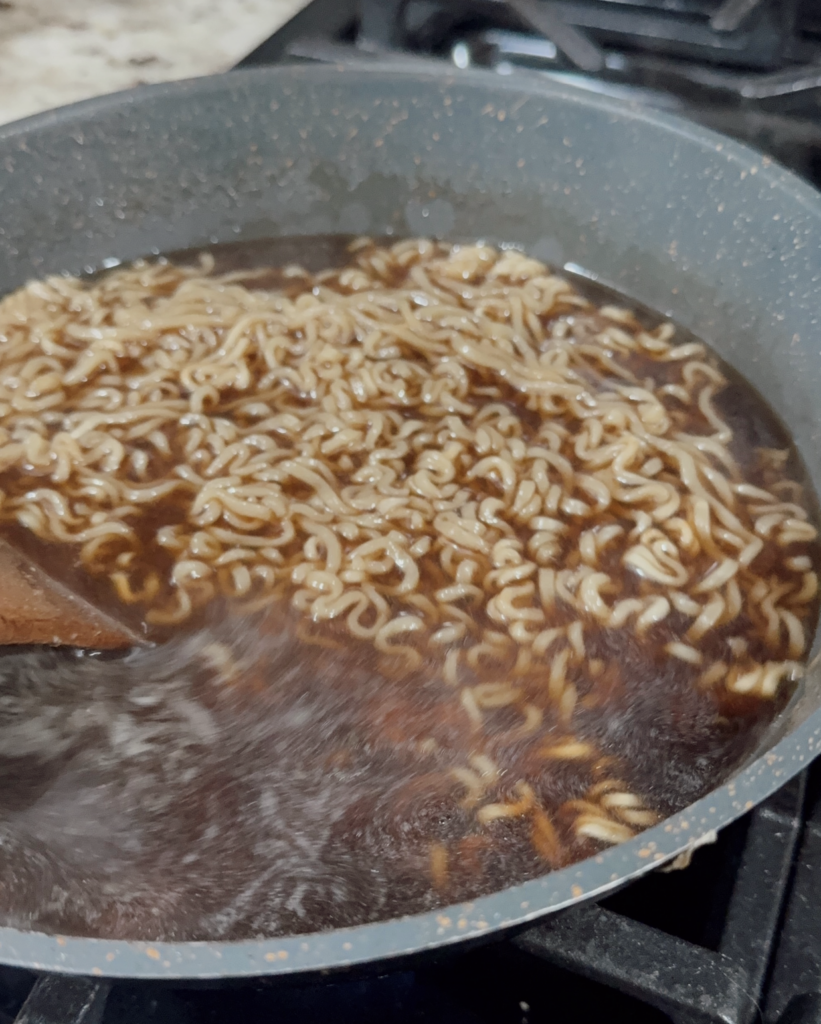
left=0, top=0, right=307, bottom=126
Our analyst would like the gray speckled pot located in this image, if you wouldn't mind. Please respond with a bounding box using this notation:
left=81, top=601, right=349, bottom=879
left=0, top=63, right=820, bottom=980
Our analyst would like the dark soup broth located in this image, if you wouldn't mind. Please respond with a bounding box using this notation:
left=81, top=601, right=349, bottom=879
left=0, top=236, right=813, bottom=941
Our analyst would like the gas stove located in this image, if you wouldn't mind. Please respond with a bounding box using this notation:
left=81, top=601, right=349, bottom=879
left=8, top=3, right=821, bottom=1022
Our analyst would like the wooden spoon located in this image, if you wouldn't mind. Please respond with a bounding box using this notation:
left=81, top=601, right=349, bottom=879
left=0, top=539, right=139, bottom=649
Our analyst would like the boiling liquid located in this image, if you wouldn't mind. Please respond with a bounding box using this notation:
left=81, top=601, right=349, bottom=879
left=0, top=238, right=813, bottom=942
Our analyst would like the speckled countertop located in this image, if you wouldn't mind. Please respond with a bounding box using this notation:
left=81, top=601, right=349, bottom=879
left=0, top=0, right=307, bottom=126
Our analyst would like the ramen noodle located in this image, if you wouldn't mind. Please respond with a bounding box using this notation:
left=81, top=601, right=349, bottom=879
left=0, top=237, right=813, bottom=939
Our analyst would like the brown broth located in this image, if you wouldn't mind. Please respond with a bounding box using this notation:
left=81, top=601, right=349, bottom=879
left=0, top=237, right=813, bottom=942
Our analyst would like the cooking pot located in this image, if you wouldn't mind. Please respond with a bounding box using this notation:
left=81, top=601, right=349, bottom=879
left=0, top=61, right=819, bottom=981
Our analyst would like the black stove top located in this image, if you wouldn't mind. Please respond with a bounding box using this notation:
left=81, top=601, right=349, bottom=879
left=9, top=3, right=821, bottom=1021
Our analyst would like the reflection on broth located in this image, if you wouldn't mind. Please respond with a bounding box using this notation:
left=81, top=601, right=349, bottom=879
left=0, top=237, right=813, bottom=941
